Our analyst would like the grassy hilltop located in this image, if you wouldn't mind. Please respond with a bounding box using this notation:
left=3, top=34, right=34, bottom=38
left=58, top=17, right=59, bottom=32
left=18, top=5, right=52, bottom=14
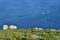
left=0, top=29, right=60, bottom=40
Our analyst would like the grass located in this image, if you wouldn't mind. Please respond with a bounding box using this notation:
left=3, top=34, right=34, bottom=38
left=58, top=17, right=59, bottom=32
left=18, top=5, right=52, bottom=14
left=0, top=29, right=60, bottom=40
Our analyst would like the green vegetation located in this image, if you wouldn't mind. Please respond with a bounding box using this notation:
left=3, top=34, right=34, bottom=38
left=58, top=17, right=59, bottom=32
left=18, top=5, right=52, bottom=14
left=0, top=29, right=60, bottom=40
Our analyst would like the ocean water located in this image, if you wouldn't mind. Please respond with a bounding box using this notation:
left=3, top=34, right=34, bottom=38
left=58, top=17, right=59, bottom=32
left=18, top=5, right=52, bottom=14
left=0, top=0, right=60, bottom=29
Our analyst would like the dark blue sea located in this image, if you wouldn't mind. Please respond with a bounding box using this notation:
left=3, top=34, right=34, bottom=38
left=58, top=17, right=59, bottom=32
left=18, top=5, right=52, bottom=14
left=0, top=0, right=60, bottom=29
